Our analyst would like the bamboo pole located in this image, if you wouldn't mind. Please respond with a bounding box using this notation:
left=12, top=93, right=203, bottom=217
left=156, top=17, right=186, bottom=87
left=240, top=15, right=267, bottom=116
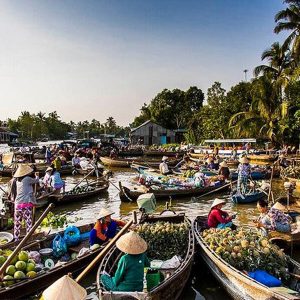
left=70, top=168, right=95, bottom=191
left=0, top=203, right=54, bottom=277
left=267, top=165, right=275, bottom=204
left=75, top=218, right=134, bottom=283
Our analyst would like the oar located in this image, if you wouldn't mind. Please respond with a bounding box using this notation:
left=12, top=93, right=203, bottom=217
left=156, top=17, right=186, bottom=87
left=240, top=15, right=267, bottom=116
left=268, top=165, right=275, bottom=203
left=191, top=180, right=237, bottom=201
left=0, top=203, right=54, bottom=277
left=0, top=186, right=7, bottom=194
left=75, top=217, right=134, bottom=283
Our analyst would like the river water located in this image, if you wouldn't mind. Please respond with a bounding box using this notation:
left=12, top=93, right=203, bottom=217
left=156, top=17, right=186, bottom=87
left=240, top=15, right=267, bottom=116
left=0, top=168, right=299, bottom=299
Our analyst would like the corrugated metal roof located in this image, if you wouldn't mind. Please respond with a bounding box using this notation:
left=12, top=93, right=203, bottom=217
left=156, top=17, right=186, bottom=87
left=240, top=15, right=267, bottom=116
left=204, top=138, right=256, bottom=143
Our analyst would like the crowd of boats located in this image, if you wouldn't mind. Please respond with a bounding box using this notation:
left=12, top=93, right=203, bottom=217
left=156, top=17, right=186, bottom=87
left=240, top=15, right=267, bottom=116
left=0, top=140, right=299, bottom=299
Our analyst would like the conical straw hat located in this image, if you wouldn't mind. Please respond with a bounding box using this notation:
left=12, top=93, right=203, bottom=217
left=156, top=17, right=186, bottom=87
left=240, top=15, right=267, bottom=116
left=211, top=198, right=226, bottom=209
left=97, top=207, right=114, bottom=219
left=42, top=275, right=87, bottom=300
left=116, top=231, right=147, bottom=255
left=206, top=157, right=213, bottom=164
left=272, top=202, right=287, bottom=212
left=239, top=157, right=249, bottom=164
left=162, top=156, right=168, bottom=161
left=13, top=164, right=34, bottom=178
left=220, top=161, right=228, bottom=168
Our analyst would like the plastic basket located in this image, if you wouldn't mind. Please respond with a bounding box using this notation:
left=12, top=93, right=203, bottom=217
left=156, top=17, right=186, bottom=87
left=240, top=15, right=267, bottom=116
left=146, top=270, right=164, bottom=291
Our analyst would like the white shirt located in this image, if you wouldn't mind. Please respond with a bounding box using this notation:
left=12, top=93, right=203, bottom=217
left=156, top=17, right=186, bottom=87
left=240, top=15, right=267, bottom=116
left=159, top=161, right=169, bottom=174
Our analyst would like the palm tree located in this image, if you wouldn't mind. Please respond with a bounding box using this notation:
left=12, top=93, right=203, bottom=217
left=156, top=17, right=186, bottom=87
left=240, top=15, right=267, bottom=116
left=274, top=0, right=300, bottom=62
left=229, top=76, right=287, bottom=144
left=254, top=42, right=292, bottom=83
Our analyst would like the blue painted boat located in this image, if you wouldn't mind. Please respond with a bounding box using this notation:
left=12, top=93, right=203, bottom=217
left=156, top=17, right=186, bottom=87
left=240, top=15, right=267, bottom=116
left=231, top=171, right=267, bottom=180
left=231, top=191, right=267, bottom=204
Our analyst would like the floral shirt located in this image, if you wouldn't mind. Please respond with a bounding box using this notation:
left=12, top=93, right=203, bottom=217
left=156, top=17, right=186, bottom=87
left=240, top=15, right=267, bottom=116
left=259, top=208, right=292, bottom=231
left=238, top=163, right=251, bottom=177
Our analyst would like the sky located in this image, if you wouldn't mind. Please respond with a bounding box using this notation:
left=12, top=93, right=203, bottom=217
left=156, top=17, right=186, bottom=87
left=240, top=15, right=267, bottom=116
left=0, top=0, right=287, bottom=126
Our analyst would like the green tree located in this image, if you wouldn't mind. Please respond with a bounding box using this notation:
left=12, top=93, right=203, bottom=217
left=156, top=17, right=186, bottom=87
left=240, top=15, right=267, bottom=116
left=274, top=0, right=300, bottom=62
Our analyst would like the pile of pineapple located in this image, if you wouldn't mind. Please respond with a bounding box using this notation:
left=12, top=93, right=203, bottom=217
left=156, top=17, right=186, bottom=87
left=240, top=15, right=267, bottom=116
left=135, top=221, right=189, bottom=260
left=202, top=227, right=289, bottom=280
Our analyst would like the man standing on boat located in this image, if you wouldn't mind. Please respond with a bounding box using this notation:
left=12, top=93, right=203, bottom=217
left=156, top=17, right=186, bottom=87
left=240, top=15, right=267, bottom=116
left=237, top=157, right=251, bottom=194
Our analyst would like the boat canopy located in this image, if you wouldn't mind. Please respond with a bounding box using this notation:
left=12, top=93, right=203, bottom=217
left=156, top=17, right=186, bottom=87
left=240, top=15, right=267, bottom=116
left=204, top=138, right=256, bottom=144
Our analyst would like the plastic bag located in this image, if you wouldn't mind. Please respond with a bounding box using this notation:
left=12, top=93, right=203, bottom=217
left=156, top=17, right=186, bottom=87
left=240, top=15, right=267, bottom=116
left=248, top=270, right=281, bottom=287
left=63, top=225, right=81, bottom=246
left=52, top=234, right=67, bottom=258
left=29, top=251, right=41, bottom=263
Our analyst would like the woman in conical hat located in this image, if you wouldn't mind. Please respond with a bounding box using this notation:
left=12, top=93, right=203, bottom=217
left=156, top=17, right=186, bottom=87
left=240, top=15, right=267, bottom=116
left=101, top=231, right=150, bottom=292
left=237, top=156, right=251, bottom=195
left=207, top=198, right=236, bottom=229
left=42, top=275, right=86, bottom=300
left=218, top=161, right=230, bottom=180
left=13, top=164, right=40, bottom=241
left=255, top=200, right=292, bottom=233
left=89, top=207, right=126, bottom=246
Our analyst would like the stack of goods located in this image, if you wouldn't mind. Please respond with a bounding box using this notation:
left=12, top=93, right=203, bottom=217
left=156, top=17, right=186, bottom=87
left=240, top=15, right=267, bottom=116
left=202, top=227, right=289, bottom=280
left=64, top=185, right=95, bottom=195
left=134, top=221, right=189, bottom=260
left=281, top=166, right=300, bottom=179
left=0, top=250, right=38, bottom=286
left=41, top=212, right=68, bottom=229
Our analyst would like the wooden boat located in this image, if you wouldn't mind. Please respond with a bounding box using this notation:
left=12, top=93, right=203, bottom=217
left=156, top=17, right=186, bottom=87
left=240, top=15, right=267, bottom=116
left=96, top=212, right=194, bottom=300
left=188, top=155, right=239, bottom=168
left=119, top=181, right=230, bottom=202
left=248, top=154, right=278, bottom=163
left=0, top=163, right=74, bottom=177
left=118, top=149, right=144, bottom=157
left=193, top=216, right=300, bottom=300
left=143, top=150, right=184, bottom=157
left=231, top=170, right=269, bottom=180
left=0, top=222, right=107, bottom=300
left=36, top=180, right=109, bottom=207
left=100, top=156, right=181, bottom=169
left=231, top=190, right=267, bottom=204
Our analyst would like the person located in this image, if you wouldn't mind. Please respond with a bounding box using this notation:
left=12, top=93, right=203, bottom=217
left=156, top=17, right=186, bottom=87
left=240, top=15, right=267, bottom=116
left=231, top=147, right=238, bottom=160
left=13, top=165, right=40, bottom=240
left=206, top=157, right=216, bottom=170
left=218, top=161, right=230, bottom=180
left=159, top=156, right=171, bottom=175
left=237, top=157, right=251, bottom=194
left=42, top=167, right=53, bottom=191
left=101, top=231, right=150, bottom=292
left=207, top=198, right=236, bottom=229
left=49, top=167, right=65, bottom=193
left=90, top=208, right=126, bottom=246
left=254, top=200, right=292, bottom=233
left=45, top=147, right=52, bottom=164
left=52, top=156, right=62, bottom=171
left=71, top=153, right=81, bottom=169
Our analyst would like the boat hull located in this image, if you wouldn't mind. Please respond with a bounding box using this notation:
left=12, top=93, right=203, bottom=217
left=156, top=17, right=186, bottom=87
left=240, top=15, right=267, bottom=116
left=231, top=191, right=267, bottom=204
left=97, top=213, right=194, bottom=300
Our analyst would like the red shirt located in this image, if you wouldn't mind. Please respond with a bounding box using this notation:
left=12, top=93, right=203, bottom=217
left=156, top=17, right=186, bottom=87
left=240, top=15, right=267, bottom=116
left=207, top=208, right=232, bottom=228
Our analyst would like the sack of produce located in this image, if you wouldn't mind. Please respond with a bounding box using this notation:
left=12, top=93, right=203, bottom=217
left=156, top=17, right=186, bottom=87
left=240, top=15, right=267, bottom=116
left=52, top=234, right=68, bottom=258
left=137, top=193, right=156, bottom=214
left=63, top=225, right=81, bottom=246
left=248, top=270, right=281, bottom=287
